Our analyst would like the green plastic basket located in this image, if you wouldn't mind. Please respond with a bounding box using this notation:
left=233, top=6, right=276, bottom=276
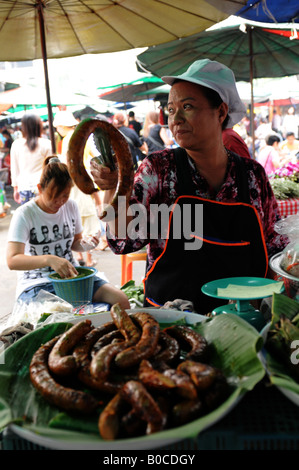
left=48, top=267, right=97, bottom=306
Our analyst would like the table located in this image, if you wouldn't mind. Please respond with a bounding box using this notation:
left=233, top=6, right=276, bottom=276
left=276, top=198, right=299, bottom=218
left=1, top=381, right=299, bottom=450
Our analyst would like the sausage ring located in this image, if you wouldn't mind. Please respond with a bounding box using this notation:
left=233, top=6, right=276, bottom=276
left=67, top=118, right=134, bottom=220
left=48, top=319, right=93, bottom=377
left=29, top=336, right=98, bottom=414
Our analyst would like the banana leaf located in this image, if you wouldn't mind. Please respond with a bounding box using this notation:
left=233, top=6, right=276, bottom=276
left=0, top=313, right=265, bottom=449
left=260, top=293, right=299, bottom=396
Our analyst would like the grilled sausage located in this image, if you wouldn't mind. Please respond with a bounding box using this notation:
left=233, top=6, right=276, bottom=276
left=164, top=325, right=208, bottom=361
left=98, top=392, right=125, bottom=440
left=110, top=303, right=141, bottom=344
left=90, top=341, right=128, bottom=382
left=91, top=329, right=124, bottom=356
left=138, top=359, right=176, bottom=391
left=67, top=118, right=134, bottom=220
left=177, top=360, right=218, bottom=391
left=114, top=312, right=160, bottom=369
left=121, top=380, right=164, bottom=435
left=48, top=319, right=93, bottom=376
left=73, top=326, right=123, bottom=394
left=29, top=336, right=98, bottom=414
left=162, top=368, right=198, bottom=400
left=152, top=330, right=180, bottom=366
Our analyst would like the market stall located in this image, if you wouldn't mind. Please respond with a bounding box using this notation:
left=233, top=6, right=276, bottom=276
left=270, top=163, right=299, bottom=218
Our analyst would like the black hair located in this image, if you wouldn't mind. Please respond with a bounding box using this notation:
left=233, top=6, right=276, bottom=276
left=266, top=135, right=281, bottom=146
left=39, top=156, right=73, bottom=198
left=21, top=114, right=43, bottom=151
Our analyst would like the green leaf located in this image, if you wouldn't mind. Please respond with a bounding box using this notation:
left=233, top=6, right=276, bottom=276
left=271, top=292, right=299, bottom=325
left=263, top=293, right=299, bottom=393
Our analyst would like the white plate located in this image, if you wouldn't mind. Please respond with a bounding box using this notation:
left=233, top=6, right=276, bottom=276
left=8, top=308, right=241, bottom=450
left=259, top=323, right=299, bottom=406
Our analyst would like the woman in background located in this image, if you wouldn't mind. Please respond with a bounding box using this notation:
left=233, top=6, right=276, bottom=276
left=10, top=114, right=52, bottom=205
left=142, top=110, right=174, bottom=154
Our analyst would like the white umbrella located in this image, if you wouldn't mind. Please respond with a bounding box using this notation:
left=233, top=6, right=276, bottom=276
left=0, top=84, right=101, bottom=106
left=0, top=1, right=234, bottom=152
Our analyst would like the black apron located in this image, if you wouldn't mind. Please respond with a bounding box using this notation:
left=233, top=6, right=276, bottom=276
left=143, top=148, right=268, bottom=314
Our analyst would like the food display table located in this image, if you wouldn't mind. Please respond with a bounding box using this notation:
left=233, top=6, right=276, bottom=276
left=276, top=198, right=299, bottom=218
left=1, top=381, right=299, bottom=450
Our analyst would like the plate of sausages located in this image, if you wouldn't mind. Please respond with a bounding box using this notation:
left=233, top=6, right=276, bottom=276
left=3, top=306, right=264, bottom=450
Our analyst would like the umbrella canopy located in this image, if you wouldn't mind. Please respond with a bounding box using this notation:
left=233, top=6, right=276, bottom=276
left=136, top=19, right=299, bottom=81
left=98, top=76, right=164, bottom=105
left=0, top=1, right=233, bottom=153
left=0, top=1, right=233, bottom=61
left=234, top=0, right=299, bottom=23
left=0, top=85, right=100, bottom=107
left=135, top=84, right=171, bottom=101
left=206, top=0, right=299, bottom=23
left=136, top=19, right=299, bottom=150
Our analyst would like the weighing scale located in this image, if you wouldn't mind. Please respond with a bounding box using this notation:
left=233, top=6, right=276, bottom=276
left=201, top=277, right=285, bottom=331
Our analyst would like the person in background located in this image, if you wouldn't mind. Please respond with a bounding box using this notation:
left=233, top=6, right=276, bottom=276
left=1, top=129, right=13, bottom=185
left=142, top=110, right=174, bottom=154
left=54, top=110, right=103, bottom=266
left=6, top=156, right=130, bottom=310
left=91, top=59, right=287, bottom=315
left=128, top=110, right=142, bottom=136
left=257, top=134, right=281, bottom=175
left=112, top=112, right=148, bottom=169
left=282, top=106, right=299, bottom=139
left=1, top=129, right=13, bottom=155
left=271, top=109, right=282, bottom=135
left=222, top=127, right=251, bottom=159
left=280, top=132, right=299, bottom=160
left=53, top=110, right=79, bottom=157
left=10, top=114, right=52, bottom=205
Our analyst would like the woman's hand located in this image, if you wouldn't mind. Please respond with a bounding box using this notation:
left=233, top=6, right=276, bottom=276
left=90, top=160, right=118, bottom=190
left=7, top=242, right=78, bottom=279
left=48, top=256, right=78, bottom=279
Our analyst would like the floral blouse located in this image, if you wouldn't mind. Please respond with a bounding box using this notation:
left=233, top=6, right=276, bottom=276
left=107, top=148, right=287, bottom=271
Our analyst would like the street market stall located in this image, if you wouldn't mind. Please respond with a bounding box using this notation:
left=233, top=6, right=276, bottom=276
left=1, top=105, right=299, bottom=452
left=270, top=162, right=299, bottom=218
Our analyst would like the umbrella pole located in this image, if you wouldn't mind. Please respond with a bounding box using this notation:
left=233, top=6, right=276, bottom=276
left=249, top=27, right=255, bottom=158
left=37, top=2, right=56, bottom=154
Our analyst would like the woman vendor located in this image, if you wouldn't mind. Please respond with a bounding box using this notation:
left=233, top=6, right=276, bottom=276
left=91, top=59, right=287, bottom=315
left=6, top=156, right=129, bottom=310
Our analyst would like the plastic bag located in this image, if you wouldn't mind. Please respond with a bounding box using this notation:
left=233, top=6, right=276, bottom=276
left=275, top=215, right=299, bottom=278
left=7, top=289, right=74, bottom=329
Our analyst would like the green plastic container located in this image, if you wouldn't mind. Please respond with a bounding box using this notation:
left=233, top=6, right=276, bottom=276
left=48, top=267, right=97, bottom=306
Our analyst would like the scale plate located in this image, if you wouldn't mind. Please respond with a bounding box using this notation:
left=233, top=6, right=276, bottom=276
left=201, top=277, right=284, bottom=301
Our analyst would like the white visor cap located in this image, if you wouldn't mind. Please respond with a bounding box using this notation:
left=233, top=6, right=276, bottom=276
left=162, top=59, right=246, bottom=128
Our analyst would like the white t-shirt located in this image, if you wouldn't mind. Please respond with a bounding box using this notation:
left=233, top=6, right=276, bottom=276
left=10, top=137, right=52, bottom=191
left=7, top=198, right=83, bottom=298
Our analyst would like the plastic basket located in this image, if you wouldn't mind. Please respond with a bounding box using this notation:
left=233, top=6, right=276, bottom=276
left=47, top=267, right=97, bottom=306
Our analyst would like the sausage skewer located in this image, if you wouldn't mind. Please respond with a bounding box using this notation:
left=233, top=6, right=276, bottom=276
left=67, top=118, right=134, bottom=220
